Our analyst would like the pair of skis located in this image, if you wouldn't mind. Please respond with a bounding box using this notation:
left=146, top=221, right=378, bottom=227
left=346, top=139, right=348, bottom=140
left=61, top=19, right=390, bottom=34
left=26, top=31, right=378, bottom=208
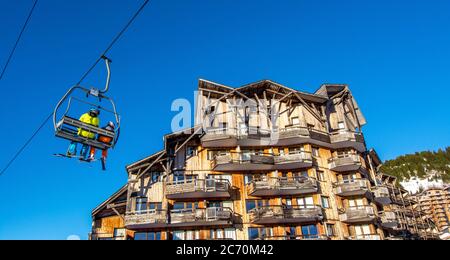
left=54, top=154, right=107, bottom=171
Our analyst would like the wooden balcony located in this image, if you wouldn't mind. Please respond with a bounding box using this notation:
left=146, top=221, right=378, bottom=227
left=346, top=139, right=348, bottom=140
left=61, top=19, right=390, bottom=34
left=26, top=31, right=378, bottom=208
left=330, top=130, right=366, bottom=152
left=249, top=205, right=323, bottom=225
left=339, top=206, right=377, bottom=224
left=346, top=234, right=381, bottom=240
left=334, top=179, right=371, bottom=197
left=125, top=210, right=168, bottom=230
left=212, top=153, right=274, bottom=172
left=373, top=186, right=392, bottom=205
left=273, top=126, right=331, bottom=147
left=247, top=176, right=319, bottom=197
left=256, top=235, right=330, bottom=241
left=380, top=211, right=399, bottom=229
left=328, top=154, right=361, bottom=172
left=212, top=152, right=312, bottom=172
left=169, top=207, right=233, bottom=228
left=201, top=127, right=238, bottom=148
left=273, top=152, right=313, bottom=170
left=166, top=179, right=231, bottom=200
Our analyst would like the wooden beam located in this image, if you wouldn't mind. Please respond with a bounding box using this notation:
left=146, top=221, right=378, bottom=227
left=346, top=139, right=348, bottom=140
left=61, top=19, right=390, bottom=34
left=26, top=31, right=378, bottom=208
left=199, top=87, right=231, bottom=96
left=136, top=151, right=167, bottom=180
left=292, top=92, right=325, bottom=126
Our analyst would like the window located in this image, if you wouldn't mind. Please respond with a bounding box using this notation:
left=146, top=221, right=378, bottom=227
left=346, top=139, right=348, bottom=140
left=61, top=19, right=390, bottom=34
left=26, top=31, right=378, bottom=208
left=244, top=174, right=266, bottom=184
left=321, top=196, right=330, bottom=209
left=148, top=203, right=162, bottom=211
left=289, top=146, right=305, bottom=154
left=301, top=225, right=318, bottom=239
left=342, top=174, right=358, bottom=183
left=353, top=225, right=372, bottom=238
left=207, top=106, right=215, bottom=115
left=135, top=197, right=147, bottom=213
left=291, top=117, right=300, bottom=126
left=114, top=228, right=126, bottom=239
left=338, top=121, right=345, bottom=130
left=248, top=228, right=273, bottom=240
left=134, top=232, right=162, bottom=240
left=326, top=224, right=336, bottom=237
left=150, top=172, right=161, bottom=184
left=219, top=122, right=228, bottom=131
left=312, top=147, right=320, bottom=157
left=316, top=170, right=325, bottom=182
left=284, top=198, right=293, bottom=208
left=297, top=196, right=314, bottom=209
left=173, top=202, right=198, bottom=210
left=210, top=228, right=236, bottom=240
left=293, top=171, right=309, bottom=180
left=349, top=199, right=365, bottom=209
left=208, top=150, right=229, bottom=160
left=246, top=200, right=269, bottom=213
left=286, top=227, right=298, bottom=240
left=186, top=146, right=197, bottom=158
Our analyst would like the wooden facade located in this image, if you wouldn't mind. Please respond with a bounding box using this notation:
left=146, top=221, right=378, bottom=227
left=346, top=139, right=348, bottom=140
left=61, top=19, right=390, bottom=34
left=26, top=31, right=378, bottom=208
left=90, top=79, right=439, bottom=240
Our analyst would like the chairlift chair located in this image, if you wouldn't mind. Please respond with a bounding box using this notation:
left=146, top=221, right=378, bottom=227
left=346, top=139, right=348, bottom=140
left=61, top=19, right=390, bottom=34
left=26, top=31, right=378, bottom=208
left=53, top=56, right=121, bottom=153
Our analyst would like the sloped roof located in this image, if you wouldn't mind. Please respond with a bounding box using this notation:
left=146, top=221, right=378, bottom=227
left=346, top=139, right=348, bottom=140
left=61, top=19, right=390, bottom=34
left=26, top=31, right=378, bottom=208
left=91, top=184, right=128, bottom=217
left=199, top=79, right=328, bottom=103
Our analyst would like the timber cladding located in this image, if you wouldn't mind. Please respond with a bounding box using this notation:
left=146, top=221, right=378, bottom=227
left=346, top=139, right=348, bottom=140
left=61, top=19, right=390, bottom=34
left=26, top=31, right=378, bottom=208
left=91, top=79, right=440, bottom=241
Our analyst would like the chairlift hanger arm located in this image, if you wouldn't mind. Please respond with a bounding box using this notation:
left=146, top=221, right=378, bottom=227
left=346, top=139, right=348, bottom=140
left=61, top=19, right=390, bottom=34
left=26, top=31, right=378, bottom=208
left=100, top=56, right=112, bottom=94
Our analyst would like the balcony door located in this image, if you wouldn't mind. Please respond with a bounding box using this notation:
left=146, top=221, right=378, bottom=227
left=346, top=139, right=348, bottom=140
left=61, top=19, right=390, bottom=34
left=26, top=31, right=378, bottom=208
left=348, top=198, right=365, bottom=209
left=297, top=196, right=314, bottom=209
left=353, top=224, right=372, bottom=239
left=342, top=174, right=358, bottom=183
left=301, top=225, right=319, bottom=239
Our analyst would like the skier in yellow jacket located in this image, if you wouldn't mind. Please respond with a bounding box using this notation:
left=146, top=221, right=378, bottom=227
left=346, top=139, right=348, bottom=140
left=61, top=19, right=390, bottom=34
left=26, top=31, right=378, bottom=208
left=67, top=108, right=100, bottom=159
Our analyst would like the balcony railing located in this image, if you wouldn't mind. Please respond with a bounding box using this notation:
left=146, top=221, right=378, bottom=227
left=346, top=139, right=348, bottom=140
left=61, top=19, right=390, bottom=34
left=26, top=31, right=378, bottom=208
left=201, top=127, right=239, bottom=148
left=166, top=179, right=231, bottom=200
left=170, top=207, right=233, bottom=227
left=247, top=176, right=319, bottom=197
left=212, top=152, right=312, bottom=172
left=249, top=205, right=323, bottom=224
left=273, top=152, right=313, bottom=170
left=125, top=209, right=168, bottom=229
left=373, top=186, right=391, bottom=205
left=256, top=235, right=330, bottom=241
left=380, top=211, right=399, bottom=229
left=334, top=179, right=371, bottom=197
left=346, top=234, right=381, bottom=240
left=339, top=206, right=376, bottom=223
left=330, top=130, right=366, bottom=152
left=328, top=154, right=361, bottom=172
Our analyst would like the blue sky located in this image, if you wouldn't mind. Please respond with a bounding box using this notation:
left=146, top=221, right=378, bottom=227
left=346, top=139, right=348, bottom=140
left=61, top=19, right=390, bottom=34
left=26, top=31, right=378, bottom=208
left=0, top=0, right=449, bottom=240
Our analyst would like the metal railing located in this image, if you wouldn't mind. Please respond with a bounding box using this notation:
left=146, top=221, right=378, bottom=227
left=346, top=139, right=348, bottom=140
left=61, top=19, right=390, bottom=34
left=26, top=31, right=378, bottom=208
left=256, top=235, right=330, bottom=241
left=125, top=209, right=168, bottom=226
left=330, top=130, right=364, bottom=143
left=170, top=207, right=233, bottom=224
left=249, top=205, right=323, bottom=222
left=334, top=179, right=370, bottom=195
left=346, top=234, right=381, bottom=240
left=328, top=153, right=361, bottom=168
left=274, top=151, right=313, bottom=164
left=339, top=205, right=376, bottom=222
left=166, top=179, right=231, bottom=195
left=247, top=176, right=318, bottom=194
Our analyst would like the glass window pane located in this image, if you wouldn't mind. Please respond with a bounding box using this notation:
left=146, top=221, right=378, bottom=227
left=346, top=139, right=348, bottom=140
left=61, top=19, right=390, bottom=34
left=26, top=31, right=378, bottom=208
left=248, top=228, right=259, bottom=240
left=246, top=201, right=256, bottom=212
left=134, top=233, right=147, bottom=240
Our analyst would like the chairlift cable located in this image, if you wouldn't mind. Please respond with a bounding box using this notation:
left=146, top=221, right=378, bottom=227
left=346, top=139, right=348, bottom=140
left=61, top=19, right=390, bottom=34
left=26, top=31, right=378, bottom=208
left=0, top=0, right=151, bottom=177
left=0, top=0, right=39, bottom=82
